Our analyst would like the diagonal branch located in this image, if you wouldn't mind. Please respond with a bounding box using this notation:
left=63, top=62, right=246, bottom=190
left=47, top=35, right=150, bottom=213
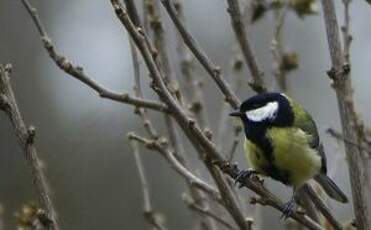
left=225, top=0, right=266, bottom=93
left=0, top=64, right=59, bottom=230
left=20, top=0, right=169, bottom=114
left=327, top=128, right=371, bottom=156
left=160, top=0, right=241, bottom=108
left=302, top=184, right=343, bottom=230
left=127, top=133, right=222, bottom=203
left=183, top=194, right=237, bottom=230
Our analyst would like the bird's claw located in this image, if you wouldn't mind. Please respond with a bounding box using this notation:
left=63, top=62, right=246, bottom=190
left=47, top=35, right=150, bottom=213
left=280, top=199, right=295, bottom=220
left=234, top=169, right=257, bottom=188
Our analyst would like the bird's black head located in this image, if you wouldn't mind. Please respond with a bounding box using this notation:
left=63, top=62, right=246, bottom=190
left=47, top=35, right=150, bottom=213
left=230, top=92, right=294, bottom=127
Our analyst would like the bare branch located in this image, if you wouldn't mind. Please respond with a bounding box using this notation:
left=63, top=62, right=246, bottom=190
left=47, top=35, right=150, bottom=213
left=124, top=0, right=142, bottom=26
left=226, top=0, right=266, bottom=93
left=320, top=0, right=371, bottom=228
left=160, top=0, right=241, bottom=108
left=129, top=139, right=167, bottom=230
left=127, top=133, right=222, bottom=203
left=208, top=165, right=252, bottom=230
left=183, top=194, right=237, bottom=230
left=341, top=0, right=352, bottom=63
left=302, top=184, right=343, bottom=230
left=20, top=0, right=168, bottom=114
left=270, top=5, right=289, bottom=91
left=327, top=128, right=371, bottom=156
left=130, top=40, right=160, bottom=138
left=216, top=55, right=243, bottom=157
left=174, top=1, right=209, bottom=128
left=0, top=64, right=59, bottom=230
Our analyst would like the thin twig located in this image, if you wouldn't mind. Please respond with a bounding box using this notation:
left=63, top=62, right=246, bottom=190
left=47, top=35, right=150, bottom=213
left=216, top=55, right=243, bottom=159
left=130, top=39, right=159, bottom=138
left=127, top=133, right=222, bottom=203
left=129, top=139, right=167, bottom=230
left=341, top=0, right=352, bottom=64
left=327, top=128, right=371, bottom=156
left=302, top=184, right=343, bottom=230
left=174, top=0, right=209, bottom=128
left=271, top=5, right=289, bottom=91
left=226, top=0, right=266, bottom=93
left=207, top=165, right=252, bottom=230
left=297, top=188, right=320, bottom=224
left=160, top=0, right=241, bottom=108
left=20, top=0, right=168, bottom=114
left=0, top=65, right=59, bottom=230
left=183, top=194, right=237, bottom=230
left=320, top=0, right=371, bottom=229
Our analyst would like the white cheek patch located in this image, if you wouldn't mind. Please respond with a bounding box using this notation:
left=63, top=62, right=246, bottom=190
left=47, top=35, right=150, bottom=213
left=246, top=101, right=279, bottom=122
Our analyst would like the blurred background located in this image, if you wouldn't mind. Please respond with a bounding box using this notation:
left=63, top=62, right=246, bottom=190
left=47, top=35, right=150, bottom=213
left=0, top=0, right=370, bottom=229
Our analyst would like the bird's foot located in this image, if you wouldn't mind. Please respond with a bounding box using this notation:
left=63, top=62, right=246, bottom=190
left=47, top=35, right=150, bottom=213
left=280, top=198, right=296, bottom=220
left=234, top=169, right=258, bottom=188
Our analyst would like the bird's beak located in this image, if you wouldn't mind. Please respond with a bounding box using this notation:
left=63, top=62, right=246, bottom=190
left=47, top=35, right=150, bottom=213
left=229, top=111, right=242, bottom=117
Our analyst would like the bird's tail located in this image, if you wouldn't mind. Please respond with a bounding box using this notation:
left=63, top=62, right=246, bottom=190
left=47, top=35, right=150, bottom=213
left=314, top=174, right=348, bottom=203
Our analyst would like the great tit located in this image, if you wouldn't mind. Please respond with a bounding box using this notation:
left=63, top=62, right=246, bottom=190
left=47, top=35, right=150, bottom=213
left=230, top=92, right=348, bottom=218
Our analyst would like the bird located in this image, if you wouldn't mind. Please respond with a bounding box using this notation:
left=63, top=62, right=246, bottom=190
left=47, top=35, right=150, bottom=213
left=229, top=92, right=348, bottom=218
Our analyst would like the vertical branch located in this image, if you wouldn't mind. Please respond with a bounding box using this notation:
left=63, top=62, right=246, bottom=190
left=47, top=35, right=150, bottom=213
left=183, top=194, right=237, bottom=230
left=0, top=65, right=59, bottom=230
left=341, top=0, right=352, bottom=63
left=302, top=184, right=343, bottom=230
left=226, top=0, right=266, bottom=93
left=320, top=0, right=371, bottom=229
left=216, top=55, right=243, bottom=159
left=271, top=5, right=288, bottom=92
left=174, top=0, right=209, bottom=128
left=129, top=139, right=167, bottom=230
left=130, top=40, right=159, bottom=138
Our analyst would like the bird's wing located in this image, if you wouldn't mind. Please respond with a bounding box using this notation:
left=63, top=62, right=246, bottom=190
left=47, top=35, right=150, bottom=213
left=290, top=100, right=319, bottom=148
left=290, top=100, right=327, bottom=173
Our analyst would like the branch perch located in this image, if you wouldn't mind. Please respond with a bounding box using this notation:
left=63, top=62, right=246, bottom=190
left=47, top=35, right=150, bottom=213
left=320, top=0, right=371, bottom=229
left=0, top=64, right=59, bottom=230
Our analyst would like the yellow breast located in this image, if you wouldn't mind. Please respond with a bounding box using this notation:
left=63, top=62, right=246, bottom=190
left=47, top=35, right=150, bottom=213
left=244, top=139, right=269, bottom=175
left=244, top=127, right=322, bottom=187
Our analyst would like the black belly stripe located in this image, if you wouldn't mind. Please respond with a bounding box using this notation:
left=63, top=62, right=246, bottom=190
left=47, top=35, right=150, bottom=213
left=245, top=124, right=291, bottom=185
